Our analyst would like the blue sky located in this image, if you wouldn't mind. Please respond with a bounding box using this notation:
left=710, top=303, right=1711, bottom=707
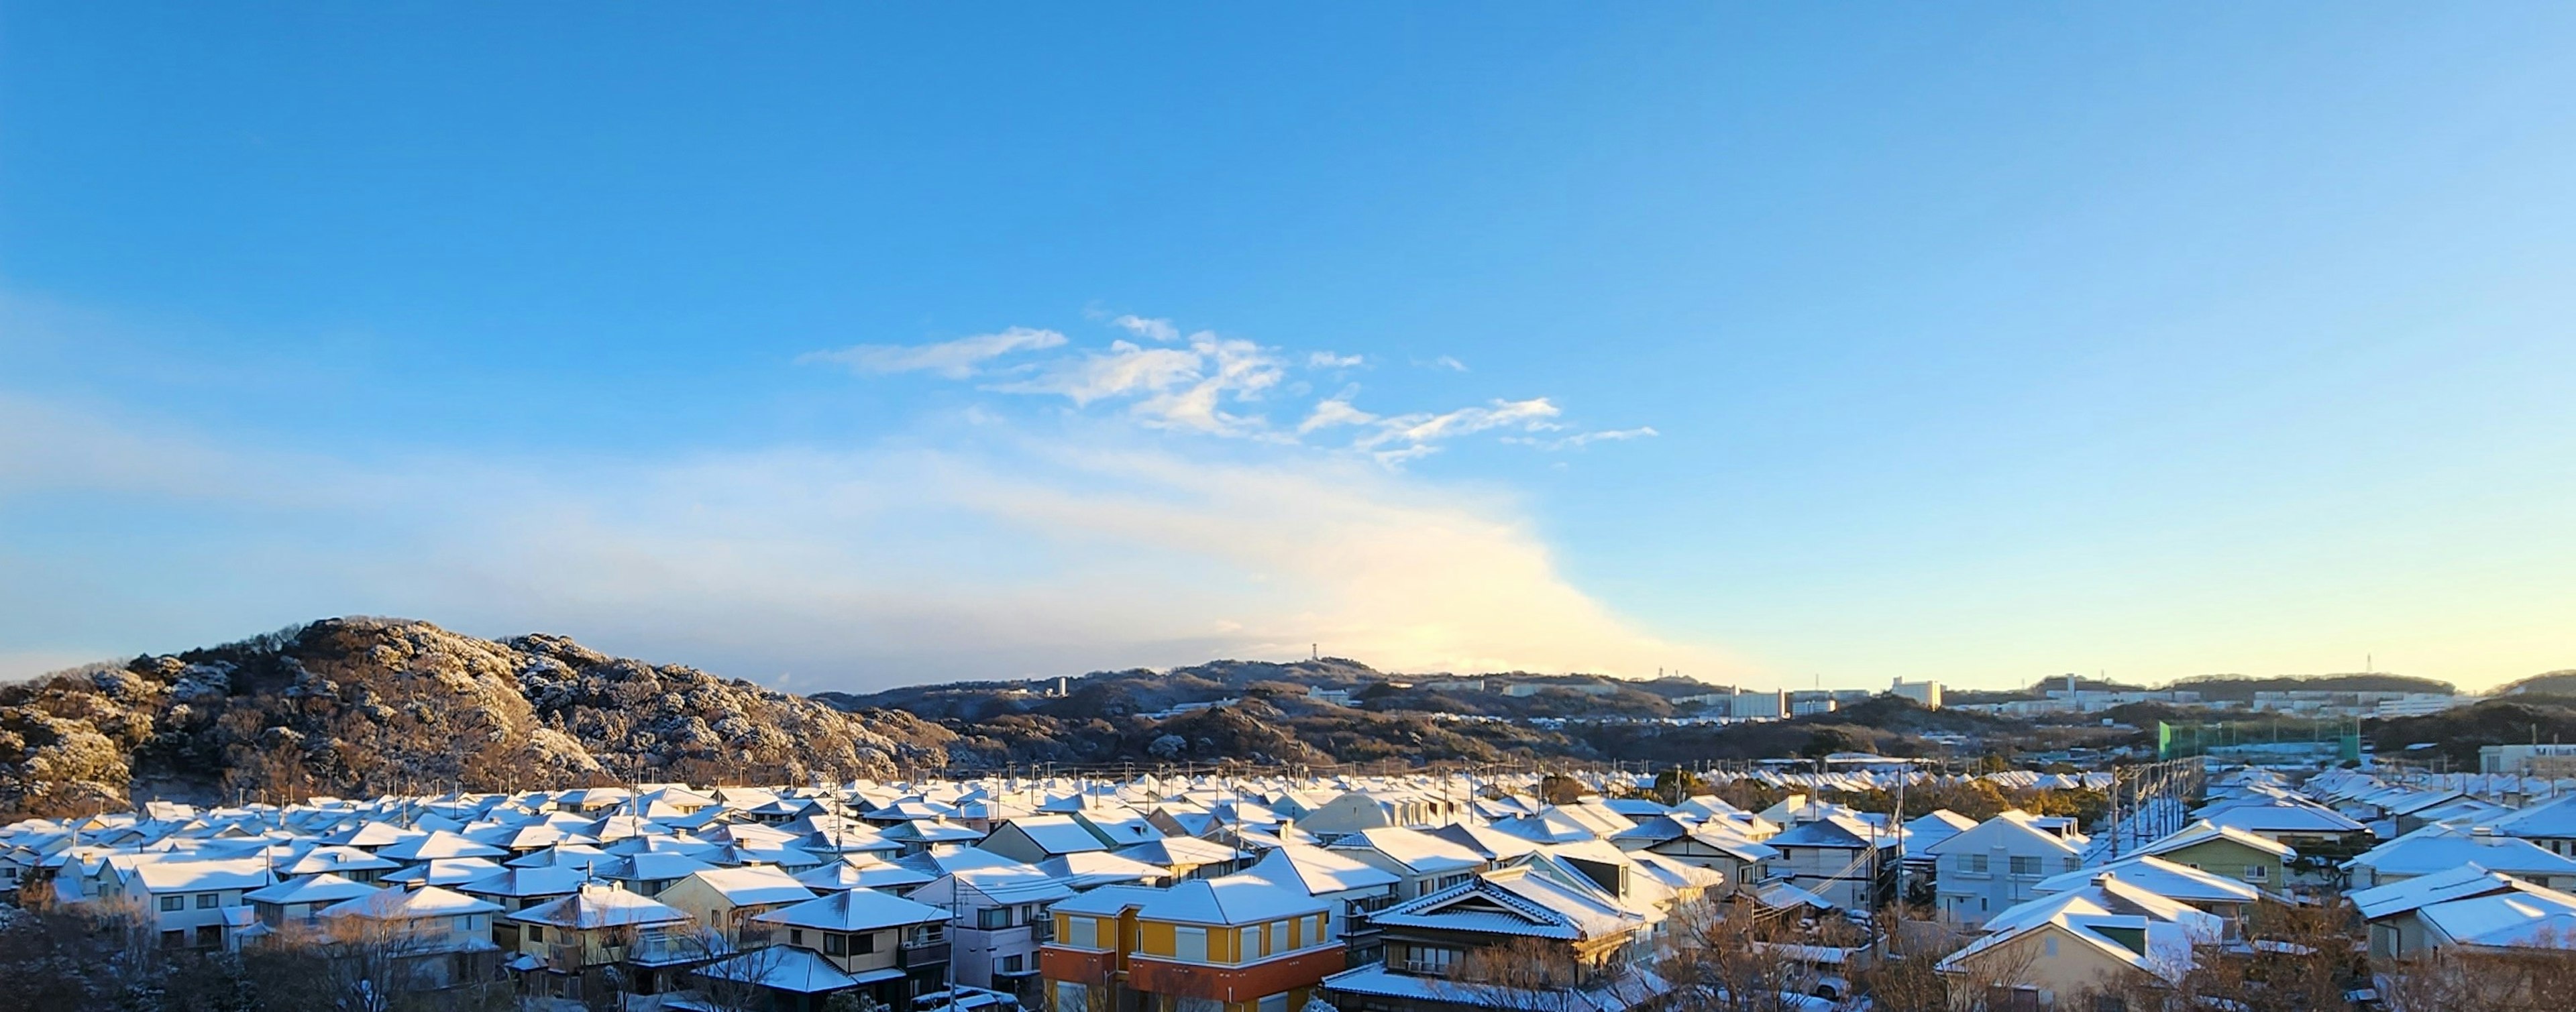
left=5, top=5, right=2574, bottom=692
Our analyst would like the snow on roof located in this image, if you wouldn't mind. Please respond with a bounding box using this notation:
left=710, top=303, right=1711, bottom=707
left=2200, top=800, right=2366, bottom=835
left=1984, top=877, right=2221, bottom=939
left=131, top=857, right=272, bottom=893
left=1373, top=864, right=1646, bottom=942
left=1334, top=826, right=1489, bottom=874
left=374, top=830, right=507, bottom=862
left=754, top=887, right=948, bottom=932
left=2349, top=864, right=2530, bottom=920
left=1112, top=835, right=1243, bottom=868
left=998, top=815, right=1112, bottom=855
left=246, top=873, right=382, bottom=906
left=1238, top=844, right=1399, bottom=896
left=682, top=865, right=817, bottom=907
left=792, top=854, right=935, bottom=892
left=322, top=884, right=503, bottom=920
left=1038, top=851, right=1169, bottom=889
left=2420, top=890, right=2576, bottom=950
left=694, top=944, right=867, bottom=993
left=2034, top=856, right=2261, bottom=906
left=509, top=883, right=689, bottom=929
left=458, top=865, right=590, bottom=898
left=2136, top=820, right=2297, bottom=860
left=2350, top=826, right=2576, bottom=880
left=1138, top=873, right=1329, bottom=926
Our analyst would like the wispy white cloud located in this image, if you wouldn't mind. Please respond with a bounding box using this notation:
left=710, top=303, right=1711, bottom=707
left=800, top=327, right=1067, bottom=379
left=1110, top=315, right=1181, bottom=343
left=1297, top=392, right=1379, bottom=435
left=806, top=317, right=1648, bottom=471
left=984, top=340, right=1203, bottom=405
left=1505, top=426, right=1662, bottom=451
left=0, top=392, right=1739, bottom=689
left=1424, top=355, right=1468, bottom=372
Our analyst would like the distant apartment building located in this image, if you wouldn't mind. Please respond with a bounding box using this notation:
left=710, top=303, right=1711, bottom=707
left=1729, top=689, right=1786, bottom=720
left=1500, top=681, right=1616, bottom=698
left=1787, top=690, right=1839, bottom=717
left=1890, top=679, right=1943, bottom=709
left=2373, top=693, right=2479, bottom=719
left=2481, top=743, right=2576, bottom=777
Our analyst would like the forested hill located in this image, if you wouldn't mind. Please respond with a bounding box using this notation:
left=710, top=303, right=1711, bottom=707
left=0, top=618, right=953, bottom=822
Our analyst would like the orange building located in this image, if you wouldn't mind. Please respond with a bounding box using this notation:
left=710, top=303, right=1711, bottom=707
left=1042, top=874, right=1342, bottom=1012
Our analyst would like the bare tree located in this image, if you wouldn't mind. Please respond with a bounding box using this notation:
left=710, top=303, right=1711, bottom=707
left=1660, top=899, right=1827, bottom=1012
left=1446, top=936, right=1600, bottom=1012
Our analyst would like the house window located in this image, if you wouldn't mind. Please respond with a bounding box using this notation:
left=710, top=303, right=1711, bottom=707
left=2043, top=936, right=2058, bottom=957
left=1964, top=854, right=1989, bottom=873
left=826, top=933, right=847, bottom=956
left=979, top=907, right=1012, bottom=930
left=856, top=932, right=877, bottom=954
left=161, top=896, right=184, bottom=912
left=1054, top=982, right=1089, bottom=1012
left=1066, top=917, right=1097, bottom=948
left=527, top=925, right=544, bottom=943
left=1258, top=994, right=1289, bottom=1012
left=197, top=893, right=220, bottom=909
left=2063, top=857, right=2080, bottom=873
left=196, top=925, right=223, bottom=948
left=2245, top=864, right=2267, bottom=881
left=1175, top=926, right=1208, bottom=962
left=791, top=928, right=804, bottom=946
left=1001, top=954, right=1024, bottom=973
left=1269, top=921, right=1286, bottom=955
left=2010, top=856, right=2041, bottom=876
left=1241, top=926, right=1263, bottom=960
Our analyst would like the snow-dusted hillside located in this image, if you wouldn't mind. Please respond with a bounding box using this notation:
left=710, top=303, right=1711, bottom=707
left=0, top=618, right=953, bottom=820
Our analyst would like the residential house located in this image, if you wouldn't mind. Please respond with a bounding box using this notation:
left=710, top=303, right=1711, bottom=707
left=1327, top=828, right=1490, bottom=902
left=1319, top=862, right=1662, bottom=1012
left=2351, top=863, right=2576, bottom=958
left=315, top=885, right=508, bottom=991
left=1765, top=814, right=1898, bottom=913
left=2346, top=825, right=2576, bottom=891
left=658, top=865, right=818, bottom=943
left=1042, top=873, right=1340, bottom=1012
left=1238, top=844, right=1401, bottom=966
left=981, top=815, right=1116, bottom=865
left=908, top=848, right=1077, bottom=1001
left=1927, top=811, right=2087, bottom=928
left=503, top=881, right=697, bottom=1002
left=103, top=856, right=274, bottom=952
left=2129, top=820, right=2296, bottom=891
left=1936, top=880, right=2220, bottom=1011
left=722, top=887, right=955, bottom=1008
left=245, top=873, right=383, bottom=935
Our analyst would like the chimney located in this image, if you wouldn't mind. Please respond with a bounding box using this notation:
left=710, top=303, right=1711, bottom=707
left=2092, top=872, right=2116, bottom=886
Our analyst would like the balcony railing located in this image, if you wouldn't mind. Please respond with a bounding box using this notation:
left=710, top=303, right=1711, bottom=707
left=900, top=940, right=953, bottom=968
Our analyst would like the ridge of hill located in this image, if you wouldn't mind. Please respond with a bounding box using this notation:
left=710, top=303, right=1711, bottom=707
left=0, top=618, right=952, bottom=822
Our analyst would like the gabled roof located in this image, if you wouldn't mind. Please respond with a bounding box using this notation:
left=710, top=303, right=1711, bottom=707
left=246, top=873, right=382, bottom=906
left=754, top=887, right=948, bottom=932
left=995, top=815, right=1111, bottom=856
left=458, top=865, right=590, bottom=899
left=131, top=857, right=273, bottom=892
left=1137, top=873, right=1329, bottom=926
left=2135, top=820, right=2296, bottom=860
left=2033, top=856, right=2262, bottom=907
left=509, top=884, right=689, bottom=929
left=321, top=884, right=503, bottom=920
left=694, top=944, right=869, bottom=993
left=677, top=866, right=816, bottom=907
left=1372, top=865, right=1647, bottom=942
left=2349, top=863, right=2529, bottom=920
left=792, top=854, right=935, bottom=893
left=1038, top=851, right=1169, bottom=889
left=1330, top=827, right=1487, bottom=875
left=1238, top=844, right=1400, bottom=896
left=1112, top=836, right=1243, bottom=868
left=2349, top=826, right=2576, bottom=880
